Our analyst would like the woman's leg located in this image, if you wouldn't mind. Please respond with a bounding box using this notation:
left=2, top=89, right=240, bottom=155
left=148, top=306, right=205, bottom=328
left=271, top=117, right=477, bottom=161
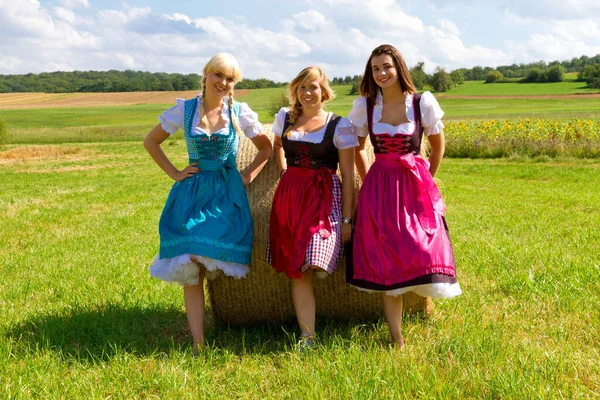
left=291, top=268, right=316, bottom=337
left=382, top=293, right=404, bottom=348
left=183, top=266, right=206, bottom=353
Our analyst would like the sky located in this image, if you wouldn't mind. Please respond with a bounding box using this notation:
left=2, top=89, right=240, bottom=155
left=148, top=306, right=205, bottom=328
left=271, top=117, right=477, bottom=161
left=1, top=0, right=600, bottom=81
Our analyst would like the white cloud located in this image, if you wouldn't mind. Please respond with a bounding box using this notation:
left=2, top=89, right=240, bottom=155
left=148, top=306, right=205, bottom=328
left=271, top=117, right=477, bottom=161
left=0, top=0, right=599, bottom=79
left=439, top=19, right=460, bottom=36
left=551, top=19, right=600, bottom=41
left=291, top=9, right=329, bottom=32
left=500, top=0, right=600, bottom=20
left=508, top=33, right=600, bottom=63
left=58, top=0, right=89, bottom=9
left=53, top=6, right=77, bottom=24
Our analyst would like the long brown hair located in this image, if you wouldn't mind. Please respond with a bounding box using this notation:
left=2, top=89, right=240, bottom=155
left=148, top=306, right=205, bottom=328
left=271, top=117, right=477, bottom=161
left=285, top=66, right=335, bottom=136
left=359, top=44, right=416, bottom=103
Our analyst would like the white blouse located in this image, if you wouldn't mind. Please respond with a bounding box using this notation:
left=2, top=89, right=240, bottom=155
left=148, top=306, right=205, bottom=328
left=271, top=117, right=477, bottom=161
left=158, top=96, right=263, bottom=138
left=271, top=108, right=358, bottom=150
left=347, top=91, right=444, bottom=137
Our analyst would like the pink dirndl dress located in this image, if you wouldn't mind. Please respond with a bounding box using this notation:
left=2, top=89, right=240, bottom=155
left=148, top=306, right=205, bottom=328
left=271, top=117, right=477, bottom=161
left=347, top=93, right=461, bottom=298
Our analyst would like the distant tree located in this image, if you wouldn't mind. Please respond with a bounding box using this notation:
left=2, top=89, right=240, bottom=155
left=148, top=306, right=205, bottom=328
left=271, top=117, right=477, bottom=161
left=349, top=80, right=360, bottom=95
left=581, top=65, right=600, bottom=88
left=450, top=69, right=465, bottom=85
left=268, top=90, right=289, bottom=118
left=410, top=62, right=427, bottom=90
left=431, top=67, right=454, bottom=92
left=525, top=68, right=543, bottom=82
left=471, top=66, right=485, bottom=80
left=485, top=70, right=503, bottom=83
left=545, top=64, right=565, bottom=82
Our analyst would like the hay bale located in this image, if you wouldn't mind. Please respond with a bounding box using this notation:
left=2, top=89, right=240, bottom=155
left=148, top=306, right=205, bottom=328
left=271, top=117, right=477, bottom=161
left=206, top=127, right=433, bottom=325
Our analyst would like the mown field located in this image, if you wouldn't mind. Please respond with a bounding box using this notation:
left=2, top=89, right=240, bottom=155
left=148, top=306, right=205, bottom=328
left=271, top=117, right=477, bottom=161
left=1, top=82, right=599, bottom=398
left=440, top=79, right=599, bottom=96
left=1, top=84, right=599, bottom=147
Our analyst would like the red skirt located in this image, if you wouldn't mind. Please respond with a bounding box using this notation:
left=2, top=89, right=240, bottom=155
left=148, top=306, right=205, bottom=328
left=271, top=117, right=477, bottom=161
left=268, top=166, right=341, bottom=279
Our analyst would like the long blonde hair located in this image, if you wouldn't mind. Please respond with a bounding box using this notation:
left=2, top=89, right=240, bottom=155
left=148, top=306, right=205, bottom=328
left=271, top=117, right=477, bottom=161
left=200, top=53, right=243, bottom=135
left=285, top=66, right=335, bottom=136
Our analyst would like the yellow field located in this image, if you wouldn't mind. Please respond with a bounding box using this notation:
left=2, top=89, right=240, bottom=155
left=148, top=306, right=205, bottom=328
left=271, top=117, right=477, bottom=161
left=0, top=90, right=251, bottom=109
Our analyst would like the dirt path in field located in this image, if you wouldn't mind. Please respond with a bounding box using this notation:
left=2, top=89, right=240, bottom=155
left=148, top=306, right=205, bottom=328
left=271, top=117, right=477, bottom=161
left=0, top=90, right=252, bottom=109
left=436, top=93, right=600, bottom=100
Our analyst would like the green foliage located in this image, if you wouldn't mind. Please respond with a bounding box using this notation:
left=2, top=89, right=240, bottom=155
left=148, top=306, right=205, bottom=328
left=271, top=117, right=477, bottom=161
left=336, top=75, right=362, bottom=95
left=450, top=69, right=465, bottom=85
left=410, top=62, right=427, bottom=90
left=523, top=65, right=565, bottom=83
left=236, top=78, right=287, bottom=89
left=485, top=70, right=504, bottom=83
left=267, top=89, right=289, bottom=118
left=331, top=75, right=362, bottom=85
left=0, top=71, right=288, bottom=93
left=464, top=65, right=493, bottom=80
left=349, top=81, right=359, bottom=95
left=546, top=65, right=565, bottom=82
left=0, top=115, right=7, bottom=148
left=463, top=53, right=600, bottom=80
left=431, top=67, right=454, bottom=92
left=580, top=64, right=600, bottom=88
left=525, top=67, right=543, bottom=82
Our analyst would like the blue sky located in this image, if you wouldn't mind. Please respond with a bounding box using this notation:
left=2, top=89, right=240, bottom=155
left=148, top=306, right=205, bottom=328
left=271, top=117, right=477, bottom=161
left=1, top=0, right=599, bottom=81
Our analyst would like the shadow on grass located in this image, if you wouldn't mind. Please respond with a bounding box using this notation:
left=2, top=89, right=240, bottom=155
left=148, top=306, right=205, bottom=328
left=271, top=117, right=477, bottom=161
left=5, top=303, right=385, bottom=361
left=5, top=304, right=188, bottom=361
left=207, top=315, right=383, bottom=355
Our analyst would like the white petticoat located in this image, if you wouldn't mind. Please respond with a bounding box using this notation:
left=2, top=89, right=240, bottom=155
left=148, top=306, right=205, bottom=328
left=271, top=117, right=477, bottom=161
left=149, top=253, right=250, bottom=286
left=353, top=282, right=462, bottom=298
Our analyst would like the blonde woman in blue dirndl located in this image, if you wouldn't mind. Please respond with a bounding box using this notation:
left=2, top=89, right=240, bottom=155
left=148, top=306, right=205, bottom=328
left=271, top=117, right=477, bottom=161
left=144, top=53, right=272, bottom=354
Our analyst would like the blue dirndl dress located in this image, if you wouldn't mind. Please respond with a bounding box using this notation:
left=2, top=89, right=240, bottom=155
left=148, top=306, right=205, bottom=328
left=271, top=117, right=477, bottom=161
left=149, top=97, right=253, bottom=286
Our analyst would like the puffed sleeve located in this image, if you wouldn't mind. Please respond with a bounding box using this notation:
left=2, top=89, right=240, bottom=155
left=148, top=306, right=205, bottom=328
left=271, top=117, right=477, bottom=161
left=238, top=102, right=263, bottom=139
left=271, top=107, right=288, bottom=137
left=347, top=97, right=369, bottom=137
left=333, top=117, right=359, bottom=149
left=420, top=91, right=445, bottom=136
left=158, top=98, right=186, bottom=135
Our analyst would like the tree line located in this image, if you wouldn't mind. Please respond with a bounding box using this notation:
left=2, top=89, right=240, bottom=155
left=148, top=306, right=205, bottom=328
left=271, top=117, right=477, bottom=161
left=343, top=53, right=600, bottom=93
left=0, top=70, right=286, bottom=93
left=1, top=53, right=599, bottom=93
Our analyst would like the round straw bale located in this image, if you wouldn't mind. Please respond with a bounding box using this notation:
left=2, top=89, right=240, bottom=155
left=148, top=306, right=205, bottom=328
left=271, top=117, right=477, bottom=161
left=206, top=126, right=433, bottom=325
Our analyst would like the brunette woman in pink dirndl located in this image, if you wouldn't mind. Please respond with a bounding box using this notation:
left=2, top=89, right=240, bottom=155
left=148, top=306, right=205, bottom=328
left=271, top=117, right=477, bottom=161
left=347, top=44, right=461, bottom=348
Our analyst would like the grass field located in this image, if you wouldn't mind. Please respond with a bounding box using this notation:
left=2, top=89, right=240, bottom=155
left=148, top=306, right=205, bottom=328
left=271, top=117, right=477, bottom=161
left=1, top=139, right=599, bottom=398
left=443, top=80, right=598, bottom=96
left=1, top=84, right=599, bottom=147
left=1, top=79, right=600, bottom=397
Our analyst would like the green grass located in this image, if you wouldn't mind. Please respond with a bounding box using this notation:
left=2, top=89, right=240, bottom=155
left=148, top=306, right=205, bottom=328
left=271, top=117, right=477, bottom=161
left=1, top=83, right=599, bottom=146
left=565, top=72, right=580, bottom=81
left=1, top=141, right=598, bottom=397
left=446, top=80, right=598, bottom=96
left=439, top=97, right=600, bottom=120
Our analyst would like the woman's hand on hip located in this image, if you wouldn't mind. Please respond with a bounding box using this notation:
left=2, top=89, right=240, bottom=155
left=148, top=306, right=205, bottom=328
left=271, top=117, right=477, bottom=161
left=173, top=162, right=199, bottom=181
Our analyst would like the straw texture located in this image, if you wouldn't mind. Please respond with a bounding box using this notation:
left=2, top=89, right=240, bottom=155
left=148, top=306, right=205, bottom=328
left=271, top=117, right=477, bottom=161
left=206, top=126, right=433, bottom=325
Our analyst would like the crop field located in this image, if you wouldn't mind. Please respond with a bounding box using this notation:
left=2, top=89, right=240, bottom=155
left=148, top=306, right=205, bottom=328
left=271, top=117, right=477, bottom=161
left=0, top=90, right=250, bottom=109
left=1, top=82, right=599, bottom=398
